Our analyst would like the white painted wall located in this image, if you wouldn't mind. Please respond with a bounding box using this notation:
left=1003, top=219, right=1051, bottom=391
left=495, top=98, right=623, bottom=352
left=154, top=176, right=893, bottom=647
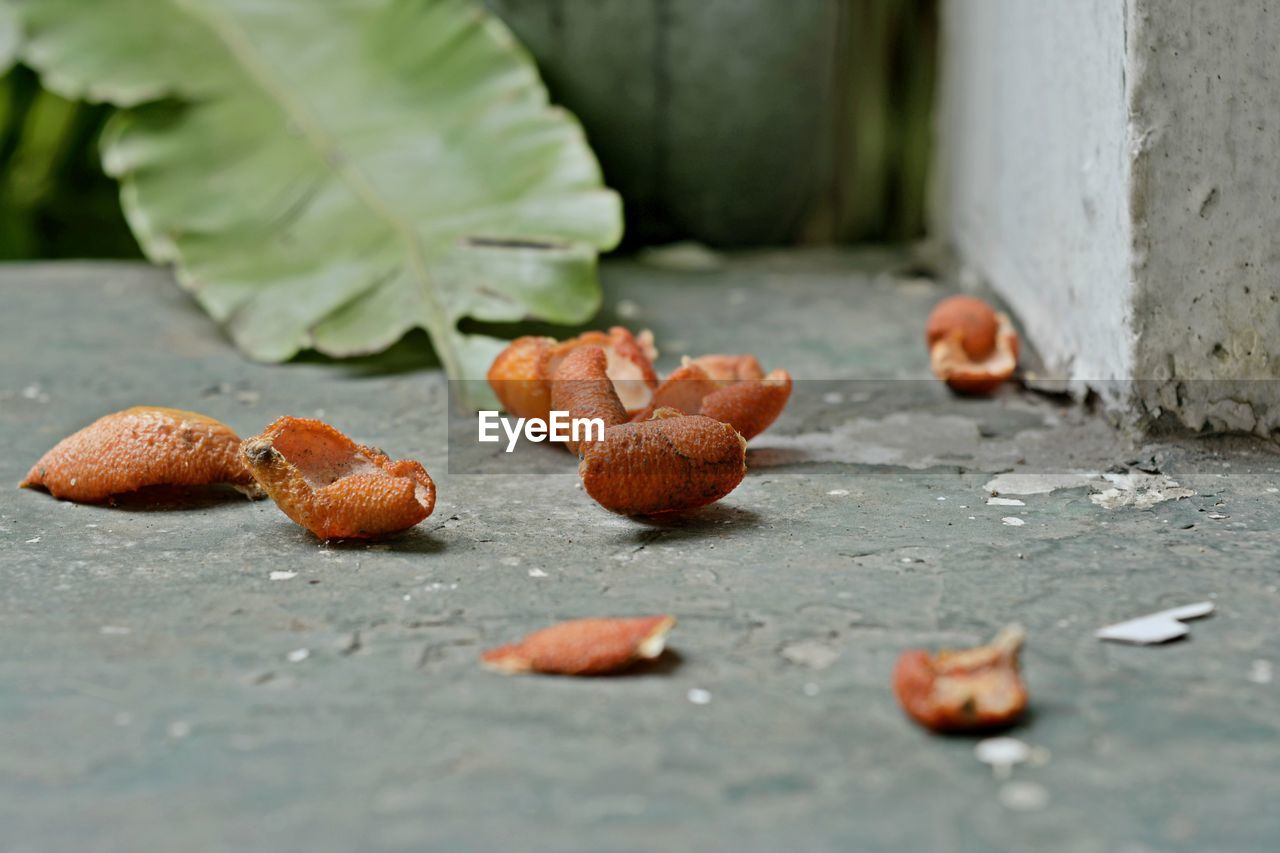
left=935, top=0, right=1280, bottom=435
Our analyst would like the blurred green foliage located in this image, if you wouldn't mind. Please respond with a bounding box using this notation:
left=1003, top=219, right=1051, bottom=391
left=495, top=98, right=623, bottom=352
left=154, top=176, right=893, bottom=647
left=0, top=0, right=936, bottom=260
left=0, top=66, right=140, bottom=259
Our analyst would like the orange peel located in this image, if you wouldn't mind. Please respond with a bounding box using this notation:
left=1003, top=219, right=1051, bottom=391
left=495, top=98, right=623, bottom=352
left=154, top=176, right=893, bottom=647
left=487, top=327, right=659, bottom=421
left=893, top=625, right=1028, bottom=733
left=549, top=346, right=629, bottom=454
left=20, top=406, right=258, bottom=503
left=634, top=355, right=792, bottom=441
left=579, top=409, right=747, bottom=516
left=925, top=296, right=1019, bottom=395
left=482, top=615, right=676, bottom=676
left=240, top=417, right=435, bottom=540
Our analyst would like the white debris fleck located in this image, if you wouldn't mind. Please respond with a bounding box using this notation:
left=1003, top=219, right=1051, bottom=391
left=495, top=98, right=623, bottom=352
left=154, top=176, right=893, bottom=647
left=936, top=496, right=947, bottom=501
left=975, top=737, right=1031, bottom=779
left=100, top=625, right=131, bottom=636
left=822, top=392, right=845, bottom=405
left=527, top=568, right=548, bottom=578
left=25, top=537, right=41, bottom=544
left=269, top=571, right=297, bottom=581
left=614, top=299, right=640, bottom=319
left=286, top=648, right=310, bottom=663
left=827, top=489, right=850, bottom=497
left=1002, top=517, right=1026, bottom=527
left=1207, top=513, right=1229, bottom=520
left=780, top=641, right=840, bottom=671
left=1089, top=472, right=1195, bottom=510
left=1096, top=601, right=1215, bottom=645
left=985, top=472, right=1099, bottom=496
left=987, top=497, right=1026, bottom=507
left=1248, top=659, right=1273, bottom=685
left=998, top=780, right=1049, bottom=812
left=1267, top=487, right=1279, bottom=494
left=686, top=688, right=712, bottom=705
left=167, top=720, right=192, bottom=739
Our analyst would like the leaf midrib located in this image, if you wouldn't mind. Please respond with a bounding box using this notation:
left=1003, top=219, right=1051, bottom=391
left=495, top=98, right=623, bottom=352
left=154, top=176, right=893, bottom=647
left=172, top=0, right=460, bottom=375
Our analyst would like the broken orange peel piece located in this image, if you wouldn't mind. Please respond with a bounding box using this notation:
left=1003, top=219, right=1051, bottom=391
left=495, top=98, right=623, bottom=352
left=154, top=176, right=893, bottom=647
left=549, top=346, right=629, bottom=454
left=925, top=296, right=1019, bottom=395
left=20, top=406, right=259, bottom=503
left=482, top=615, right=676, bottom=676
left=487, top=327, right=659, bottom=421
left=634, top=355, right=792, bottom=441
left=486, top=335, right=556, bottom=424
left=240, top=416, right=435, bottom=540
left=893, top=625, right=1028, bottom=733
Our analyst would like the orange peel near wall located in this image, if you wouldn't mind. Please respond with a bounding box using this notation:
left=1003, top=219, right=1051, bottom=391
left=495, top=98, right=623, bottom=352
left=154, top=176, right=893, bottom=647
left=925, top=296, right=1020, bottom=395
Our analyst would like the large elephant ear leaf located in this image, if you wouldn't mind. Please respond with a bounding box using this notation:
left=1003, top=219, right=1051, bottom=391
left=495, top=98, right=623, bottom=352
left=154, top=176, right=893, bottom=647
left=15, top=0, right=622, bottom=384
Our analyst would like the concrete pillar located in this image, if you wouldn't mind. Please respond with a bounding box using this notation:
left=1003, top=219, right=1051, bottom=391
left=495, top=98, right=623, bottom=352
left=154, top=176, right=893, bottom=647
left=934, top=0, right=1280, bottom=436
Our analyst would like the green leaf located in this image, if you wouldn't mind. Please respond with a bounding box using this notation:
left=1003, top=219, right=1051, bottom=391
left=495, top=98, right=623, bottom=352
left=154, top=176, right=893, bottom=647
left=15, top=0, right=622, bottom=381
left=0, top=3, right=19, bottom=76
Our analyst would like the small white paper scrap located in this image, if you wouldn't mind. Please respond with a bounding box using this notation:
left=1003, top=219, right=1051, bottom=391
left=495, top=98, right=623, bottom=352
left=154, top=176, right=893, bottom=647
left=975, top=737, right=1031, bottom=779
left=1096, top=602, right=1214, bottom=645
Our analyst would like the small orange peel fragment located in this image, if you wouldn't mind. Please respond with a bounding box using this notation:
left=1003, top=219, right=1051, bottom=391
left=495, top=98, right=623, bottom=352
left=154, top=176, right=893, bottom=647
left=481, top=615, right=676, bottom=676
left=20, top=406, right=258, bottom=503
left=893, top=625, right=1029, bottom=733
left=925, top=296, right=1019, bottom=395
left=580, top=409, right=747, bottom=516
left=240, top=417, right=435, bottom=540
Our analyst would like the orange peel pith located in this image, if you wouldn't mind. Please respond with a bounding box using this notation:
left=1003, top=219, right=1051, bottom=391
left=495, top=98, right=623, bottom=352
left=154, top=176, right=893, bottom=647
left=487, top=327, right=659, bottom=421
left=240, top=417, right=435, bottom=540
left=892, top=625, right=1028, bottom=733
left=482, top=615, right=676, bottom=676
left=579, top=409, right=747, bottom=516
left=925, top=296, right=1019, bottom=395
left=20, top=406, right=259, bottom=503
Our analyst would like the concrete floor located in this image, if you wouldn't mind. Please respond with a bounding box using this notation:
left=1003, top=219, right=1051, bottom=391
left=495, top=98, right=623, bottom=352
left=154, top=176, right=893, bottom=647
left=2, top=256, right=1278, bottom=852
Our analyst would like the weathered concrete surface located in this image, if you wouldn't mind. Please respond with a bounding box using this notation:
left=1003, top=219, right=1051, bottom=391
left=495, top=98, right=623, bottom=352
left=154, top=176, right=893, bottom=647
left=935, top=0, right=1280, bottom=436
left=2, top=258, right=1280, bottom=852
